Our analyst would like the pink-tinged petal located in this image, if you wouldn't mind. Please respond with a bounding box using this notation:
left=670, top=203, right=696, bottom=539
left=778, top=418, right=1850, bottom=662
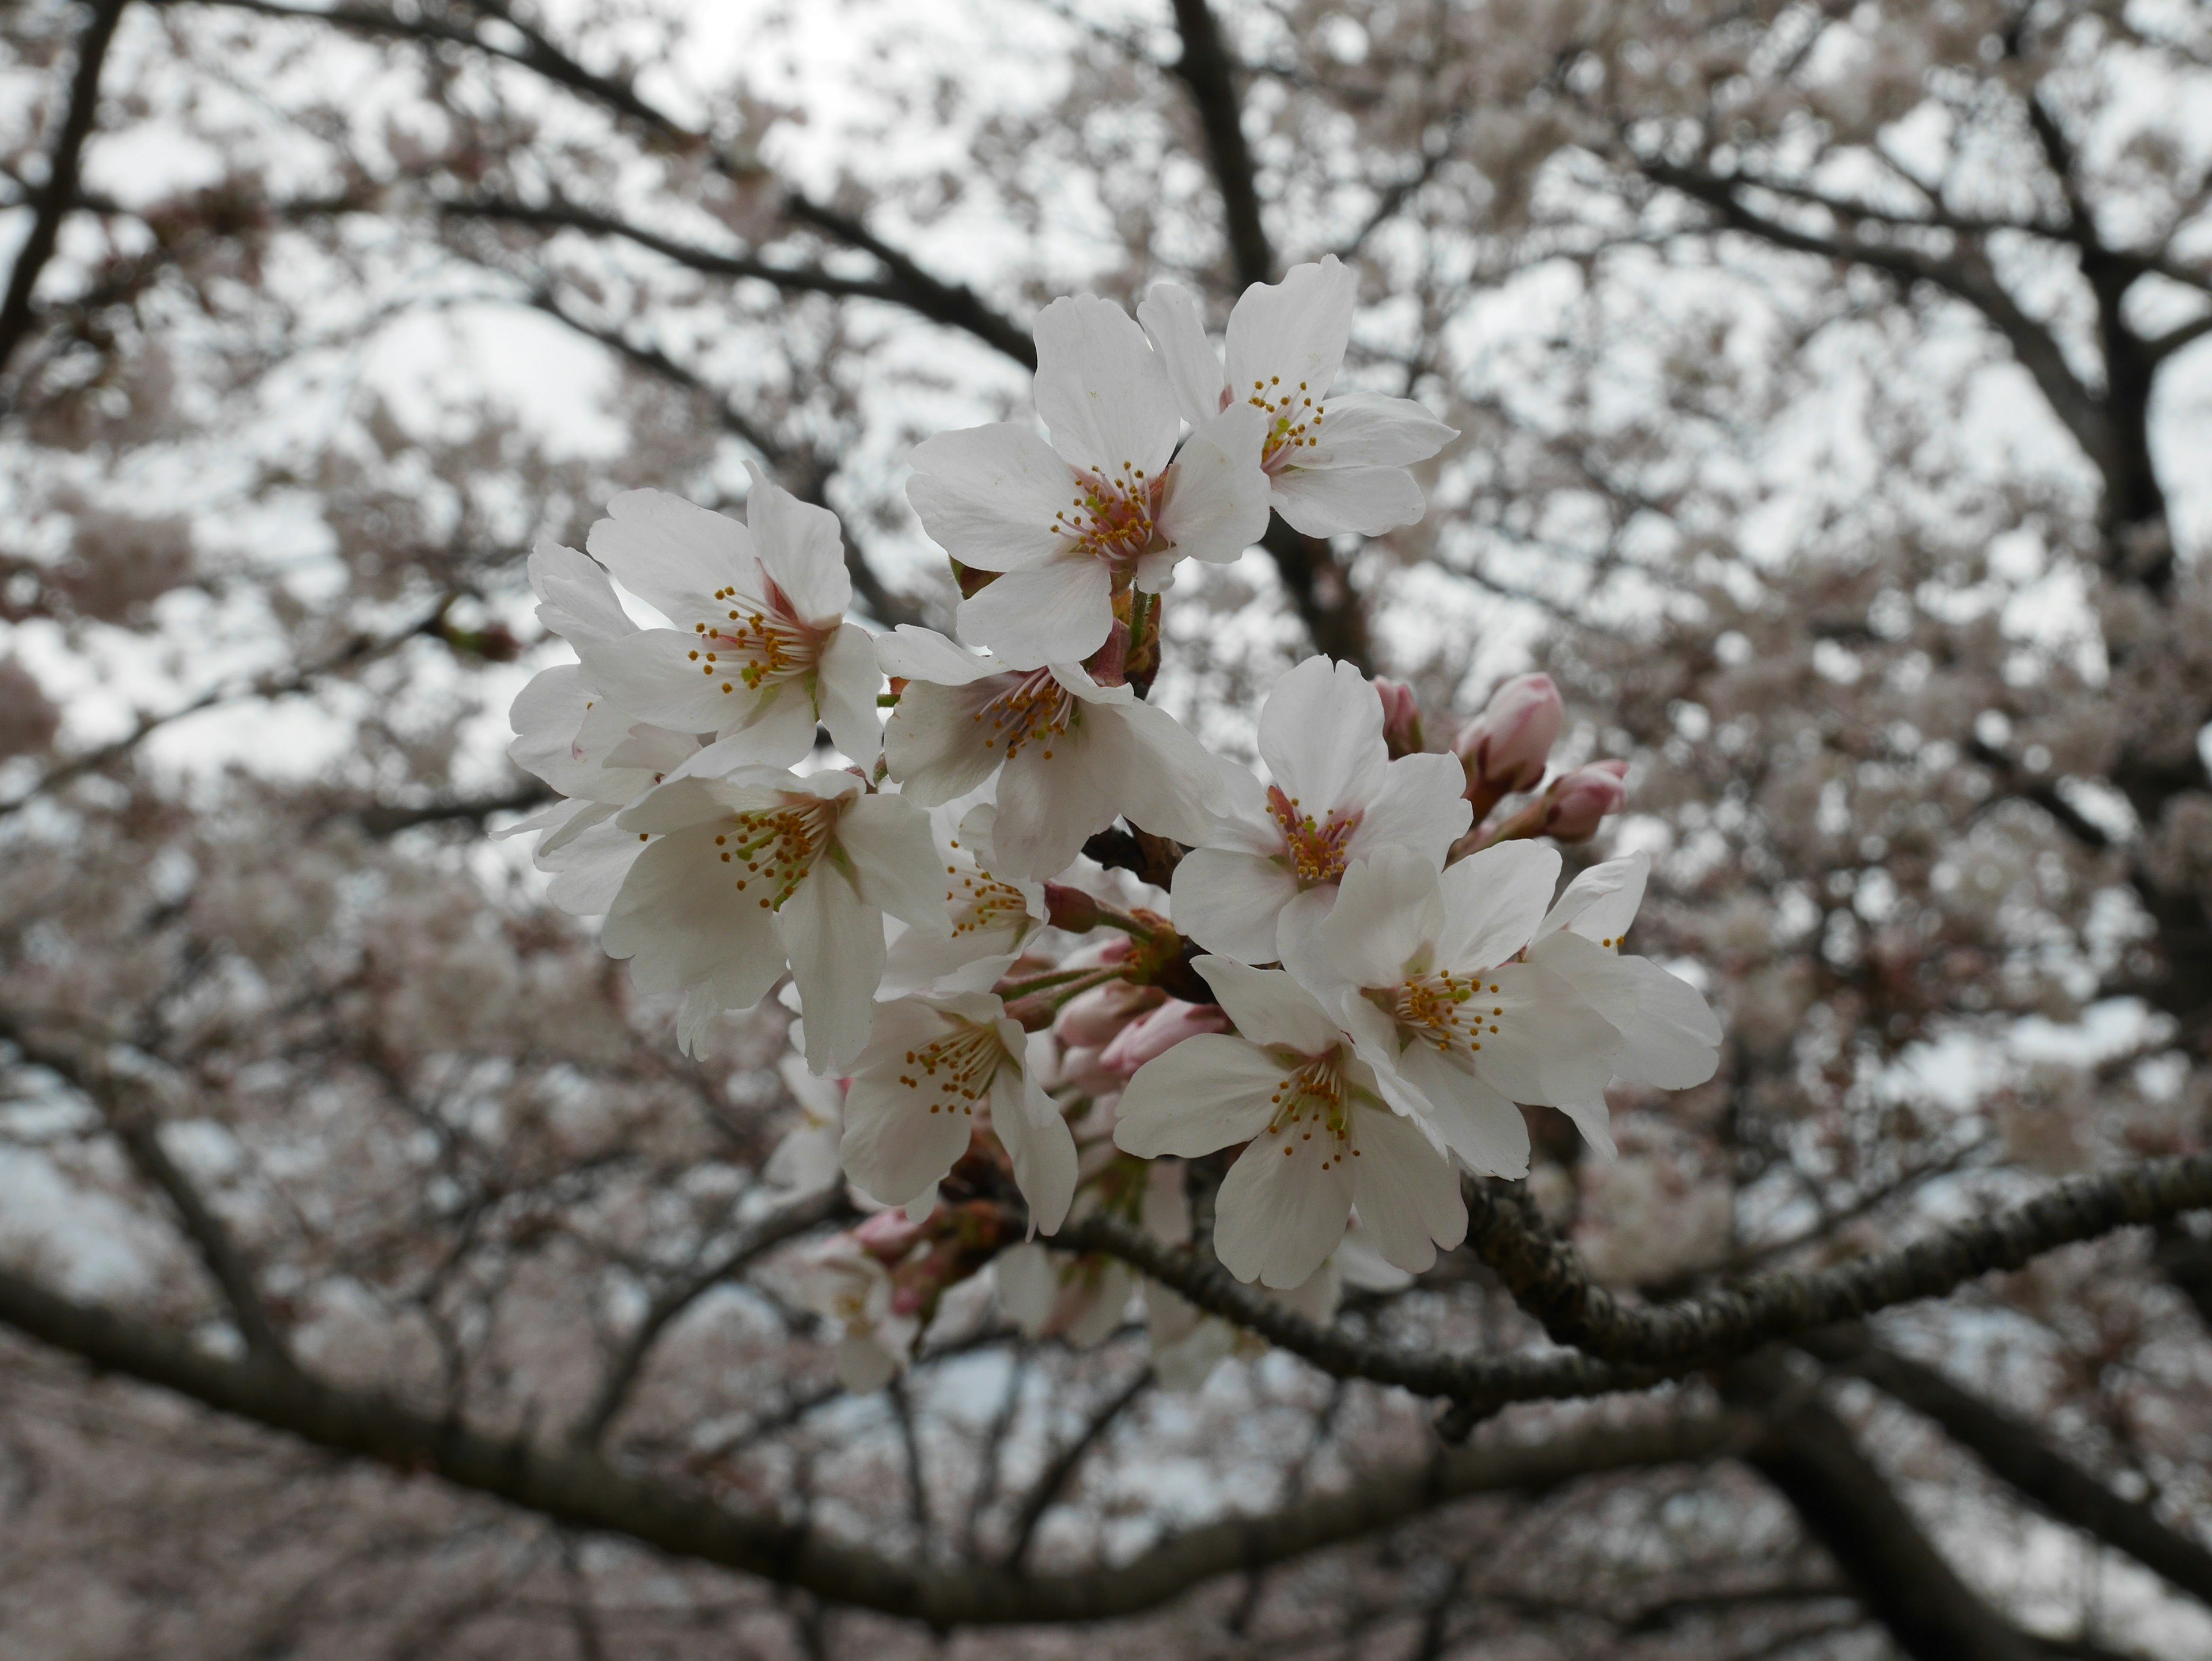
left=842, top=1006, right=977, bottom=1209
left=1113, top=1035, right=1282, bottom=1157
left=1352, top=752, right=1471, bottom=866
left=883, top=677, right=1009, bottom=805
left=1270, top=464, right=1426, bottom=538
left=1347, top=1103, right=1467, bottom=1274
left=1433, top=840, right=1562, bottom=971
left=1031, top=294, right=1180, bottom=478
left=1301, top=391, right=1456, bottom=468
left=991, top=1068, right=1077, bottom=1235
left=1191, top=956, right=1343, bottom=1054
left=780, top=861, right=887, bottom=1073
left=875, top=625, right=1003, bottom=687
left=1214, top=1125, right=1355, bottom=1289
left=838, top=792, right=952, bottom=936
left=1315, top=847, right=1443, bottom=989
left=529, top=537, right=635, bottom=644
left=588, top=490, right=752, bottom=620
left=1137, top=281, right=1228, bottom=427
left=906, top=423, right=1072, bottom=573
left=1392, top=1045, right=1531, bottom=1176
left=1475, top=960, right=1620, bottom=1109
left=1172, top=848, right=1301, bottom=964
left=1259, top=656, right=1386, bottom=810
left=1539, top=851, right=1650, bottom=944
left=816, top=623, right=885, bottom=763
left=601, top=825, right=786, bottom=1008
left=991, top=732, right=1118, bottom=879
left=1090, top=698, right=1221, bottom=847
left=743, top=463, right=851, bottom=622
left=1224, top=255, right=1357, bottom=401
left=956, top=558, right=1115, bottom=668
left=574, top=630, right=746, bottom=736
left=1156, top=402, right=1272, bottom=565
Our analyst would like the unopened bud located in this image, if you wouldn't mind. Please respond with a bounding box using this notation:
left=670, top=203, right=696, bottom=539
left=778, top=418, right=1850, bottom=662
left=1042, top=880, right=1101, bottom=933
left=1373, top=679, right=1426, bottom=758
left=1052, top=979, right=1165, bottom=1047
left=1099, top=998, right=1232, bottom=1078
left=1540, top=759, right=1628, bottom=842
left=854, top=1209, right=927, bottom=1262
left=1456, top=674, right=1563, bottom=800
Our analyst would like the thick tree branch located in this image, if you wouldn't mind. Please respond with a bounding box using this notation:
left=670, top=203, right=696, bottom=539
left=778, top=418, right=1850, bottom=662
left=1165, top=0, right=1272, bottom=290
left=0, top=1262, right=1740, bottom=1625
left=0, top=0, right=130, bottom=389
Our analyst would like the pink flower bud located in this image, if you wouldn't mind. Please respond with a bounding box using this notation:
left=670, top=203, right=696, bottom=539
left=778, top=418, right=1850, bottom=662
left=1372, top=679, right=1426, bottom=759
left=854, top=1209, right=927, bottom=1262
left=1456, top=674, right=1564, bottom=797
left=1540, top=759, right=1628, bottom=841
left=1053, top=980, right=1165, bottom=1047
left=1099, top=998, right=1232, bottom=1078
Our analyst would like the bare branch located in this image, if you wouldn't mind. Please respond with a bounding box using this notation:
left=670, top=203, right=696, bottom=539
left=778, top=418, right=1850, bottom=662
left=1002, top=1363, right=1152, bottom=1569
left=1165, top=0, right=1272, bottom=289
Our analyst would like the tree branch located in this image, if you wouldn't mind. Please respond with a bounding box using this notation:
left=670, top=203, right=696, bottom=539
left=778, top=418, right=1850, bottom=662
left=0, top=0, right=131, bottom=389
left=1165, top=0, right=1272, bottom=289
left=1002, top=1363, right=1152, bottom=1569
left=0, top=1262, right=1741, bottom=1625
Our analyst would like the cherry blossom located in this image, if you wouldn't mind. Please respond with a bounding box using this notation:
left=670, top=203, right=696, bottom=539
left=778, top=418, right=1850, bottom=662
left=1115, top=955, right=1466, bottom=1288
left=1284, top=844, right=1623, bottom=1177
left=602, top=767, right=947, bottom=1065
left=570, top=470, right=883, bottom=771
left=876, top=625, right=1221, bottom=876
left=764, top=1054, right=846, bottom=1191
left=838, top=987, right=1076, bottom=1233
left=906, top=295, right=1272, bottom=665
left=793, top=1234, right=918, bottom=1393
left=1138, top=256, right=1457, bottom=538
left=1171, top=657, right=1469, bottom=964
left=880, top=802, right=1047, bottom=997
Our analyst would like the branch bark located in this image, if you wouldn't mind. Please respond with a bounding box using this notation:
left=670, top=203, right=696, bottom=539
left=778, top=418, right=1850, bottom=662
left=1165, top=0, right=1272, bottom=290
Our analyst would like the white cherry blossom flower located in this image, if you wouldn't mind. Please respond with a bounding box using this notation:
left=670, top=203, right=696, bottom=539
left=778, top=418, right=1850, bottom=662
left=793, top=1235, right=918, bottom=1393
left=1285, top=844, right=1623, bottom=1178
left=1115, top=955, right=1466, bottom=1288
left=765, top=1053, right=846, bottom=1192
left=876, top=625, right=1220, bottom=877
left=838, top=989, right=1077, bottom=1234
left=571, top=470, right=882, bottom=771
left=603, top=767, right=948, bottom=1065
left=880, top=802, right=1047, bottom=997
left=1526, top=851, right=1723, bottom=1153
left=1171, top=656, right=1469, bottom=964
left=1138, top=256, right=1457, bottom=538
left=906, top=295, right=1272, bottom=665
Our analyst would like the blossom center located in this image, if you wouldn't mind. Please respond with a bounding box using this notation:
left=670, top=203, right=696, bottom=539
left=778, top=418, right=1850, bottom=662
left=946, top=864, right=1031, bottom=939
left=1245, top=374, right=1325, bottom=474
left=1052, top=464, right=1165, bottom=568
left=1262, top=1050, right=1359, bottom=1171
left=1384, top=973, right=1508, bottom=1060
left=1267, top=785, right=1361, bottom=888
left=972, top=668, right=1079, bottom=762
left=687, top=566, right=823, bottom=694
left=713, top=794, right=841, bottom=910
left=896, top=1020, right=1006, bottom=1117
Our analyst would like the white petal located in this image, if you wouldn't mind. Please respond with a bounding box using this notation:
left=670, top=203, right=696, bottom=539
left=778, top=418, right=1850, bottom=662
left=529, top=537, right=635, bottom=644
left=744, top=463, right=852, bottom=622
left=1213, top=1127, right=1355, bottom=1289
left=956, top=558, right=1115, bottom=668
left=541, top=813, right=649, bottom=917
left=884, top=677, right=1010, bottom=806
left=815, top=623, right=885, bottom=763
left=1474, top=960, right=1620, bottom=1110
left=574, top=630, right=749, bottom=737
left=1433, top=840, right=1562, bottom=971
left=839, top=792, right=953, bottom=936
left=780, top=862, right=888, bottom=1072
left=1089, top=698, right=1221, bottom=848
left=508, top=664, right=600, bottom=795
left=876, top=625, right=1003, bottom=687
left=1311, top=847, right=1442, bottom=990
left=1302, top=390, right=1456, bottom=468
left=1191, top=957, right=1344, bottom=1055
left=1533, top=934, right=1718, bottom=1091
left=842, top=1005, right=978, bottom=1208
left=1270, top=464, right=1427, bottom=538
left=991, top=1068, right=1077, bottom=1235
left=1258, top=656, right=1385, bottom=811
left=1539, top=850, right=1650, bottom=944
left=836, top=1334, right=900, bottom=1393
left=906, top=423, right=1071, bottom=573
left=1172, top=849, right=1300, bottom=964
left=1155, top=402, right=1272, bottom=565
left=664, top=694, right=819, bottom=778
left=1351, top=752, right=1472, bottom=867
left=991, top=732, right=1118, bottom=879
left=1113, top=1035, right=1282, bottom=1158
left=601, top=825, right=786, bottom=1009
left=1392, top=1045, right=1531, bottom=1176
left=995, top=1243, right=1061, bottom=1332
left=1136, top=281, right=1227, bottom=427
left=1348, top=1103, right=1467, bottom=1274
left=588, top=490, right=751, bottom=621
left=1031, top=294, right=1180, bottom=477
left=1224, top=255, right=1356, bottom=400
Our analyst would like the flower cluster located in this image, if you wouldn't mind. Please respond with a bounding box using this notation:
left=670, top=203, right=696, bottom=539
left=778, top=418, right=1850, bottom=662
left=509, top=261, right=1718, bottom=1387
